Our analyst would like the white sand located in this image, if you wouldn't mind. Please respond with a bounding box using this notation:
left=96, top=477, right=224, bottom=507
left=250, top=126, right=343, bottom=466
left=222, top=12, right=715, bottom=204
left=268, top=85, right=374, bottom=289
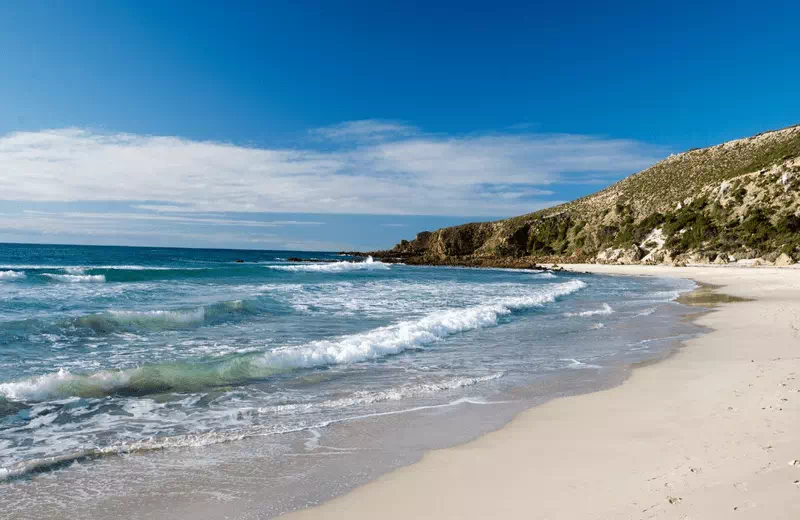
left=286, top=265, right=800, bottom=519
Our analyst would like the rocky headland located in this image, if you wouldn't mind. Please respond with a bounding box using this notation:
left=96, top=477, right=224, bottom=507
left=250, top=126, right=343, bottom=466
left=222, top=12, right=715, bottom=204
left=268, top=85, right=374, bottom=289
left=369, top=125, right=800, bottom=268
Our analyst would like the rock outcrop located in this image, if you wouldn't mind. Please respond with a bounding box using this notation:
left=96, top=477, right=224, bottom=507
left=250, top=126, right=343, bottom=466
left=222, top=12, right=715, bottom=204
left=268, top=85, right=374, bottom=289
left=775, top=253, right=795, bottom=266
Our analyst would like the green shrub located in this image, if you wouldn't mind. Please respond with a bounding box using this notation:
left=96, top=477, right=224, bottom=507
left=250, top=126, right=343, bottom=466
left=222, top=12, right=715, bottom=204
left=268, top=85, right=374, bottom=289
left=614, top=225, right=634, bottom=247
left=740, top=208, right=777, bottom=248
left=776, top=214, right=800, bottom=234
left=527, top=216, right=572, bottom=255
left=597, top=225, right=619, bottom=246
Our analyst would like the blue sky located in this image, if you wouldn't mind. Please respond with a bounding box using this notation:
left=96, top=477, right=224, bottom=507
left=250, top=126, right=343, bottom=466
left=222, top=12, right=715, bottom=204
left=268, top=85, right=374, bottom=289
left=1, top=1, right=798, bottom=251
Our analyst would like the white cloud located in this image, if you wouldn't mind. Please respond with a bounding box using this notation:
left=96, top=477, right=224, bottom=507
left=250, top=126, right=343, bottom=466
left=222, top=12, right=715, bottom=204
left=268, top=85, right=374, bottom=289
left=0, top=124, right=666, bottom=217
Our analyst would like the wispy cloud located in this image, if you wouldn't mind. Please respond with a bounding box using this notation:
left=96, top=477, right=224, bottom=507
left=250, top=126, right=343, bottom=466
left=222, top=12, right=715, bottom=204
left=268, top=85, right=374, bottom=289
left=131, top=204, right=199, bottom=213
left=310, top=119, right=419, bottom=142
left=20, top=210, right=325, bottom=227
left=0, top=123, right=667, bottom=217
left=0, top=210, right=341, bottom=250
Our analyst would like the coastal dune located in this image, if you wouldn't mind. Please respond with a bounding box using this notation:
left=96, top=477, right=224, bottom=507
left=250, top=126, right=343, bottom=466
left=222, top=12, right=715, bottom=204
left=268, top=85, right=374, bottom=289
left=287, top=266, right=800, bottom=519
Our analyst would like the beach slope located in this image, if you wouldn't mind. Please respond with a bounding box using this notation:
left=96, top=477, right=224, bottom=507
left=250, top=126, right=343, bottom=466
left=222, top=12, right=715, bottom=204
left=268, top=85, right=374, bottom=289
left=287, top=266, right=800, bottom=519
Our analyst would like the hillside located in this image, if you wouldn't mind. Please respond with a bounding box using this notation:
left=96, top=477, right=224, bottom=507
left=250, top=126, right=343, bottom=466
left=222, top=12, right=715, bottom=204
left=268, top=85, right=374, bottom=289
left=372, top=125, right=800, bottom=267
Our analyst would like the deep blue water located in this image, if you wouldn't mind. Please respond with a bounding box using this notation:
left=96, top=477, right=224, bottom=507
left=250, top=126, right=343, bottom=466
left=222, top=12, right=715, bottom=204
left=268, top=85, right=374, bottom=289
left=0, top=243, right=694, bottom=482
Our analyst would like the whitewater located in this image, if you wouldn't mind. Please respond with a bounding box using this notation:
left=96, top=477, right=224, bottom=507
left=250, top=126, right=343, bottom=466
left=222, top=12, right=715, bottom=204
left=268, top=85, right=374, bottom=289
left=0, top=243, right=699, bottom=515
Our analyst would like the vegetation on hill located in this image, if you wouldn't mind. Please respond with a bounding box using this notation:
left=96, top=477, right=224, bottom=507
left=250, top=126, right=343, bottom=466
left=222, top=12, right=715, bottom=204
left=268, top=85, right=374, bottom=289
left=373, top=125, right=800, bottom=267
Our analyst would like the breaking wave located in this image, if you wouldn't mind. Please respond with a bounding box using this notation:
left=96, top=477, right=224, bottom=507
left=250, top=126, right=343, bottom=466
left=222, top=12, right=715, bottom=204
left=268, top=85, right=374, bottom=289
left=0, top=280, right=585, bottom=402
left=257, top=279, right=586, bottom=370
left=0, top=270, right=25, bottom=281
left=269, top=256, right=390, bottom=273
left=43, top=273, right=106, bottom=283
left=69, top=300, right=257, bottom=334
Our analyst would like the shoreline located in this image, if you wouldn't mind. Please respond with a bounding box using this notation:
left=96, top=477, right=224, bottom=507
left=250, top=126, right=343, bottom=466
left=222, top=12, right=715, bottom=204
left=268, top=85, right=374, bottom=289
left=285, top=265, right=800, bottom=519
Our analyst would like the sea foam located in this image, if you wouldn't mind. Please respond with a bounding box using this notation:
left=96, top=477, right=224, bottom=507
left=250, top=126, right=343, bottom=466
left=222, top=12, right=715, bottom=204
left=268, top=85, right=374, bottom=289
left=635, top=307, right=656, bottom=317
left=256, top=373, right=505, bottom=414
left=43, top=273, right=106, bottom=283
left=0, top=270, right=25, bottom=281
left=562, top=358, right=602, bottom=369
left=566, top=303, right=614, bottom=317
left=269, top=256, right=390, bottom=273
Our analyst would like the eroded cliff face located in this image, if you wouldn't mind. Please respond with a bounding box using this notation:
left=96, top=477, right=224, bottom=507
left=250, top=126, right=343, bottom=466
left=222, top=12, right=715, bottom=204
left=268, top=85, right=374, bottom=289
left=373, top=125, right=800, bottom=267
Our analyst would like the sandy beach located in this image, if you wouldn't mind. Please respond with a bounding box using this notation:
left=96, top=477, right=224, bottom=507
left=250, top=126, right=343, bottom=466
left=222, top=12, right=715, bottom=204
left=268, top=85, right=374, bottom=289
left=287, top=265, right=800, bottom=519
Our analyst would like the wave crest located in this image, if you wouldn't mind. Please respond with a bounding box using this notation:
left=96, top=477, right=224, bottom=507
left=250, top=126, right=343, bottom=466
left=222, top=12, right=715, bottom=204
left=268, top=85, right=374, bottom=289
left=70, top=300, right=254, bottom=333
left=269, top=256, right=390, bottom=273
left=43, top=273, right=106, bottom=283
left=0, top=270, right=25, bottom=281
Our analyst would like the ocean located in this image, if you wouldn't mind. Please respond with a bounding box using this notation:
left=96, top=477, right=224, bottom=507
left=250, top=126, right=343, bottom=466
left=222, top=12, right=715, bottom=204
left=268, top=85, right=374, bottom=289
left=0, top=243, right=699, bottom=518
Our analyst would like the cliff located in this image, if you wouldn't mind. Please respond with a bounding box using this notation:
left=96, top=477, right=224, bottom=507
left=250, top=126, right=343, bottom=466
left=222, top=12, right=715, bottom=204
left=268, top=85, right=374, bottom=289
left=373, top=125, right=800, bottom=267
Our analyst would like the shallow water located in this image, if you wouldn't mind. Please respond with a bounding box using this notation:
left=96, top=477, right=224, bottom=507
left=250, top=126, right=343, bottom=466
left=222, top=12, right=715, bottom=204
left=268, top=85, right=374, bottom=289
left=0, top=244, right=699, bottom=518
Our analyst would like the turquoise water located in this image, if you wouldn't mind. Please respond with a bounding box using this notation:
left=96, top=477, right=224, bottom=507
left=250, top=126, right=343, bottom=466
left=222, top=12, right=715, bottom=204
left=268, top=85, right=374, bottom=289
left=0, top=243, right=694, bottom=486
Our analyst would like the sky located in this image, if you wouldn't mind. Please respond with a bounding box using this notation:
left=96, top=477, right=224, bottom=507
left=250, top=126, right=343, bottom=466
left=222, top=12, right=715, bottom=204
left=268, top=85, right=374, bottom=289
left=1, top=1, right=798, bottom=251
